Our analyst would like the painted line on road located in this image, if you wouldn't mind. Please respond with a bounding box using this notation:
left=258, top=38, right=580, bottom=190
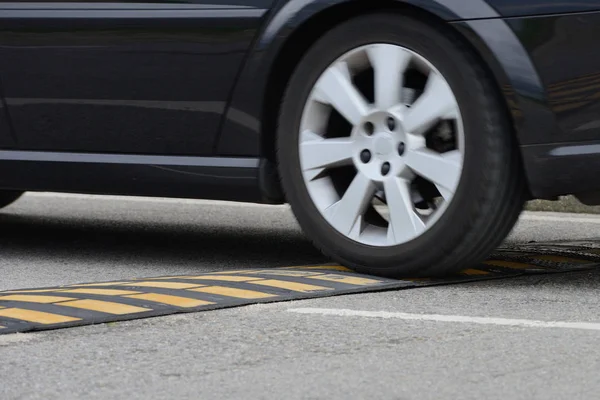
left=520, top=214, right=600, bottom=224
left=0, top=308, right=81, bottom=324
left=1, top=242, right=600, bottom=335
left=287, top=308, right=600, bottom=332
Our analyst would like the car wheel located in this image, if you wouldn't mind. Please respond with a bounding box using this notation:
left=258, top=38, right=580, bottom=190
left=276, top=13, right=525, bottom=277
left=0, top=191, right=24, bottom=209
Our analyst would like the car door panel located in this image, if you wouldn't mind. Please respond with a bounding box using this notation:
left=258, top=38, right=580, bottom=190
left=0, top=78, right=14, bottom=149
left=0, top=1, right=271, bottom=155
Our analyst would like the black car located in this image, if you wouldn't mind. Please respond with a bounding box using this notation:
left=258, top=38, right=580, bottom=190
left=0, top=0, right=598, bottom=277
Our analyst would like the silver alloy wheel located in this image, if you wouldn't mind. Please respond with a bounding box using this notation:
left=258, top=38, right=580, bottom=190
left=299, top=43, right=465, bottom=247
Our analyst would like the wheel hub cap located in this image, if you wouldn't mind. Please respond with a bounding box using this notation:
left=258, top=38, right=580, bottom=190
left=353, top=112, right=410, bottom=182
left=373, top=135, right=393, bottom=157
left=299, top=43, right=465, bottom=247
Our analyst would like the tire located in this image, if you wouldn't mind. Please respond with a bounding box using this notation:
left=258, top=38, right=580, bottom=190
left=0, top=191, right=24, bottom=209
left=276, top=12, right=525, bottom=278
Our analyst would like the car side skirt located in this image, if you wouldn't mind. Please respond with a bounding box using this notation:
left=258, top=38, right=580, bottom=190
left=0, top=151, right=269, bottom=203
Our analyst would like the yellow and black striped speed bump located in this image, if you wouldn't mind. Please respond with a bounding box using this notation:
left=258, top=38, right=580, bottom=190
left=1, top=242, right=599, bottom=335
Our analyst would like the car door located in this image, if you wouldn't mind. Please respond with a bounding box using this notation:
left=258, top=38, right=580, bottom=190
left=0, top=77, right=14, bottom=148
left=0, top=0, right=272, bottom=156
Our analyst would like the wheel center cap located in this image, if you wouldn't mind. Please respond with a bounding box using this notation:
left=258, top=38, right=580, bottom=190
left=373, top=135, right=393, bottom=157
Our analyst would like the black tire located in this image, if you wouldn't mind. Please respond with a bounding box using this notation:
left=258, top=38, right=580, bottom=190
left=276, top=13, right=525, bottom=278
left=0, top=191, right=24, bottom=209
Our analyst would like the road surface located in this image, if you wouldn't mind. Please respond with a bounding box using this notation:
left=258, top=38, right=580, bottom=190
left=1, top=193, right=600, bottom=400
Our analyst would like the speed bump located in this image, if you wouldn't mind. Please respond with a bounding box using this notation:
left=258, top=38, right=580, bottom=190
left=1, top=241, right=599, bottom=335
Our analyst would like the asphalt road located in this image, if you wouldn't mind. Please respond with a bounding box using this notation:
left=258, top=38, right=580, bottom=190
left=2, top=193, right=600, bottom=400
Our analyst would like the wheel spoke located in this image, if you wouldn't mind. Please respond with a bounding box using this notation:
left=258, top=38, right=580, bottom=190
left=384, top=177, right=426, bottom=244
left=324, top=173, right=376, bottom=236
left=312, top=62, right=369, bottom=125
left=405, top=148, right=462, bottom=199
left=300, top=131, right=354, bottom=180
left=367, top=44, right=411, bottom=109
left=348, top=215, right=365, bottom=241
left=404, top=73, right=459, bottom=135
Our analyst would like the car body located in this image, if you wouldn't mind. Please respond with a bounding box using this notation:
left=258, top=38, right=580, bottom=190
left=1, top=0, right=600, bottom=276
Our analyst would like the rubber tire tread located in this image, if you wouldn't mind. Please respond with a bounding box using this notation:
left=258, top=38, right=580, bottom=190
left=276, top=12, right=525, bottom=278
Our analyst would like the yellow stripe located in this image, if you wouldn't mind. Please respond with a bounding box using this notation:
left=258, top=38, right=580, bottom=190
left=120, top=281, right=204, bottom=290
left=0, top=325, right=4, bottom=329
left=206, top=270, right=260, bottom=275
left=125, top=293, right=214, bottom=308
left=0, top=295, right=76, bottom=304
left=141, top=276, right=250, bottom=281
left=248, top=279, right=331, bottom=293
left=180, top=275, right=263, bottom=282
left=61, top=288, right=141, bottom=296
left=308, top=274, right=382, bottom=286
left=484, top=260, right=534, bottom=270
left=532, top=255, right=591, bottom=264
left=460, top=269, right=490, bottom=276
left=67, top=282, right=132, bottom=287
left=251, top=270, right=323, bottom=277
left=58, top=299, right=150, bottom=315
left=0, top=308, right=80, bottom=324
left=189, top=286, right=276, bottom=299
left=142, top=276, right=200, bottom=280
left=296, top=265, right=353, bottom=272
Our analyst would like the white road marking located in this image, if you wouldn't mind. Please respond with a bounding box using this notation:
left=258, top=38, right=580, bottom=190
left=520, top=213, right=600, bottom=224
left=287, top=308, right=600, bottom=331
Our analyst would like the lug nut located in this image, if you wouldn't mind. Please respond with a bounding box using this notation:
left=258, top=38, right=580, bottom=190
left=364, top=122, right=374, bottom=135
left=397, top=142, right=405, bottom=156
left=381, top=162, right=391, bottom=176
left=387, top=117, right=396, bottom=131
left=360, top=149, right=372, bottom=163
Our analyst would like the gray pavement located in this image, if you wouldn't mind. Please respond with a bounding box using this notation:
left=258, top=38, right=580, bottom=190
left=2, top=193, right=600, bottom=400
